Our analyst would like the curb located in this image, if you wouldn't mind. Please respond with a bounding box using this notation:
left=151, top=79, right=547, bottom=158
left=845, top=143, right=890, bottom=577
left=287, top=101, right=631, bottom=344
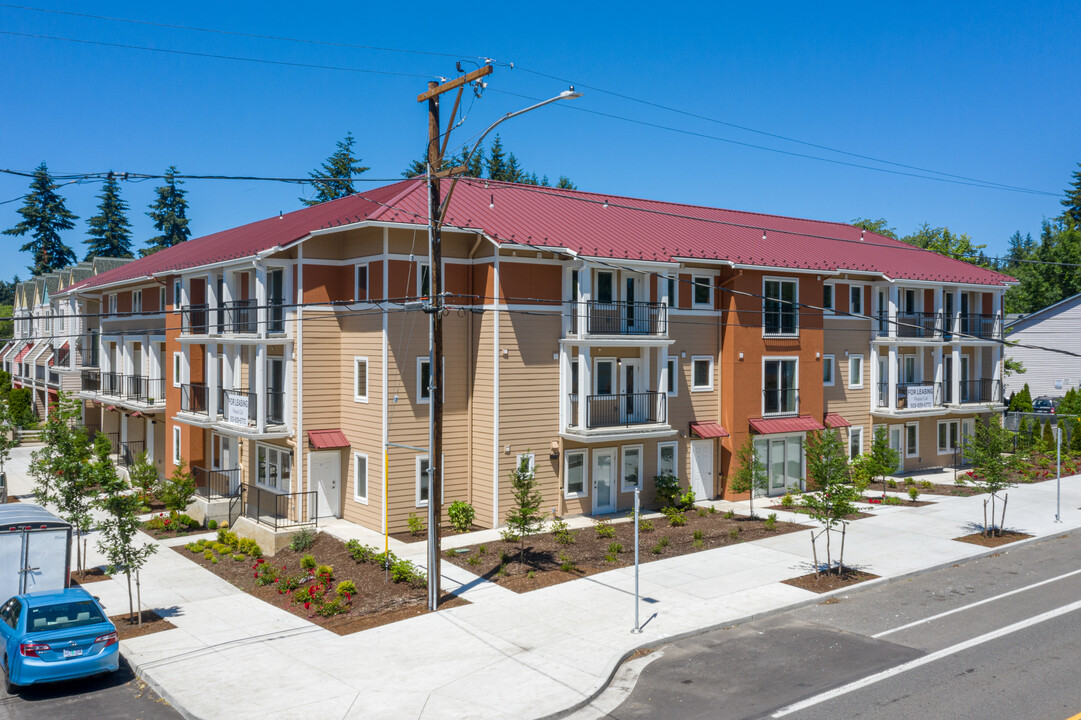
left=538, top=527, right=1074, bottom=720
left=125, top=652, right=207, bottom=720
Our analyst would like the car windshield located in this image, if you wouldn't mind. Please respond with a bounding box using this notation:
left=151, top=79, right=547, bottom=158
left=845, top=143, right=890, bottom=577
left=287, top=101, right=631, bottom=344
left=26, top=601, right=106, bottom=634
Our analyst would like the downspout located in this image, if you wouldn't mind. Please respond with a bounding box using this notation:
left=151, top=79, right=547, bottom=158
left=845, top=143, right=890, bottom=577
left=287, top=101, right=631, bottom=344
left=466, top=232, right=483, bottom=508
left=718, top=269, right=743, bottom=498
left=493, top=250, right=501, bottom=527
left=382, top=227, right=389, bottom=544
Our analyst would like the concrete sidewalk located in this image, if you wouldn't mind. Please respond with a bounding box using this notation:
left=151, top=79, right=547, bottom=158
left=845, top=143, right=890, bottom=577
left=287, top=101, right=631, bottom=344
left=7, top=447, right=1081, bottom=720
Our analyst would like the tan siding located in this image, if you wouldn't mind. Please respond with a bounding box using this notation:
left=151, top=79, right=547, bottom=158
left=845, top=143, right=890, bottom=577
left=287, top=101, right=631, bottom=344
left=823, top=319, right=873, bottom=454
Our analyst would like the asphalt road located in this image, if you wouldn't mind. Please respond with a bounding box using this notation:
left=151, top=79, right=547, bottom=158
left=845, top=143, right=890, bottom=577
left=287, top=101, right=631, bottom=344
left=602, top=529, right=1081, bottom=720
left=0, top=657, right=181, bottom=720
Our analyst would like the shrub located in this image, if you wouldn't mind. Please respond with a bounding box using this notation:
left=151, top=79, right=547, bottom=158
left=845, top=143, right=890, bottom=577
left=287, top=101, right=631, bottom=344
left=253, top=559, right=280, bottom=586
left=526, top=570, right=536, bottom=579
left=551, top=517, right=575, bottom=545
left=448, top=501, right=476, bottom=533
left=723, top=510, right=735, bottom=520
left=658, top=536, right=670, bottom=548
left=594, top=519, right=616, bottom=539
left=345, top=539, right=376, bottom=563
left=211, top=556, right=218, bottom=564
left=654, top=472, right=683, bottom=509
left=780, top=492, right=795, bottom=508
left=300, top=554, right=317, bottom=570
left=920, top=480, right=933, bottom=489
left=315, top=564, right=334, bottom=583
left=608, top=542, right=623, bottom=555
left=692, top=538, right=704, bottom=549
left=640, top=519, right=654, bottom=532
left=407, top=513, right=425, bottom=536
left=218, top=529, right=239, bottom=546
left=203, top=549, right=215, bottom=561
left=186, top=542, right=202, bottom=553
left=208, top=519, right=218, bottom=530
left=161, top=462, right=197, bottom=513
left=336, top=580, right=357, bottom=597
left=887, top=479, right=898, bottom=489
left=882, top=496, right=903, bottom=505
left=696, top=506, right=710, bottom=517
left=212, top=542, right=230, bottom=554
left=499, top=528, right=520, bottom=543
left=558, top=552, right=576, bottom=572
left=764, top=513, right=777, bottom=530
left=692, top=529, right=704, bottom=542
left=478, top=544, right=487, bottom=555
left=290, top=527, right=317, bottom=552
left=908, top=487, right=921, bottom=502
left=467, top=554, right=480, bottom=566
left=650, top=542, right=664, bottom=555
left=728, top=527, right=740, bottom=540
left=666, top=510, right=687, bottom=527
left=390, top=558, right=425, bottom=586
left=232, top=554, right=246, bottom=561
left=237, top=538, right=263, bottom=558
left=316, top=596, right=349, bottom=617
left=497, top=563, right=509, bottom=577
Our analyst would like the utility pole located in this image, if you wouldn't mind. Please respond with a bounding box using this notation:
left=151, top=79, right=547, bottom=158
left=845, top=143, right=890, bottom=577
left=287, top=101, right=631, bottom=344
left=418, top=65, right=493, bottom=611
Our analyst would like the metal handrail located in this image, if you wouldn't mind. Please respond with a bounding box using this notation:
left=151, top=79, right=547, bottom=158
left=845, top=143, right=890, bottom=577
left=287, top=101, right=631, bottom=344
left=569, top=391, right=666, bottom=429
left=239, top=483, right=317, bottom=530
left=193, top=466, right=241, bottom=499
left=566, top=300, right=668, bottom=336
left=181, top=383, right=210, bottom=414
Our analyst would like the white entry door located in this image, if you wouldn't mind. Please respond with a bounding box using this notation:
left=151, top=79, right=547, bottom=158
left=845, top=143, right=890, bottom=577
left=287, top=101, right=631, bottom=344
left=690, top=440, right=713, bottom=500
left=311, top=451, right=341, bottom=519
left=592, top=448, right=616, bottom=514
left=889, top=426, right=904, bottom=473
left=620, top=359, right=642, bottom=423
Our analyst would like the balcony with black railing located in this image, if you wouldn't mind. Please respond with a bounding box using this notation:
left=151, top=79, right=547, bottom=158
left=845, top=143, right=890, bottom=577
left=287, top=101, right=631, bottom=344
left=763, top=388, right=799, bottom=416
left=235, top=484, right=317, bottom=530
left=875, top=381, right=944, bottom=411
left=565, top=300, right=668, bottom=337
left=267, top=391, right=286, bottom=425
left=182, top=304, right=209, bottom=335
left=566, top=391, right=666, bottom=430
left=181, top=383, right=210, bottom=415
left=222, top=389, right=257, bottom=426
left=76, top=346, right=99, bottom=368
left=956, top=314, right=1002, bottom=340
left=957, top=378, right=1003, bottom=405
left=122, top=375, right=166, bottom=405
left=81, top=370, right=100, bottom=393
left=223, top=299, right=257, bottom=334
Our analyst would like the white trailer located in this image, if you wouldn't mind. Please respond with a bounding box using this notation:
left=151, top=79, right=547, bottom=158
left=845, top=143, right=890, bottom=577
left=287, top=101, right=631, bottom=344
left=0, top=505, right=72, bottom=603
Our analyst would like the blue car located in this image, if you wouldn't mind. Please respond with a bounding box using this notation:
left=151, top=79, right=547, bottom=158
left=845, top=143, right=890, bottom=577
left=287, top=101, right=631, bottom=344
left=0, top=587, right=119, bottom=693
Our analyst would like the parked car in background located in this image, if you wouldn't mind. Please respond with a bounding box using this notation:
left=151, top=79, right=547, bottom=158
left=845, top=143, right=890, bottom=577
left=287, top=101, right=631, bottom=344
left=0, top=587, right=119, bottom=693
left=1034, top=396, right=1061, bottom=414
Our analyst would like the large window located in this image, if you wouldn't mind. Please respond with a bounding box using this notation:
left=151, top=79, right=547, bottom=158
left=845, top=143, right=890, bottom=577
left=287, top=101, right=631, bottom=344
left=565, top=450, right=586, bottom=498
left=938, top=420, right=960, bottom=455
left=354, top=357, right=368, bottom=403
left=353, top=452, right=368, bottom=504
left=692, top=276, right=712, bottom=307
left=906, top=423, right=919, bottom=458
left=268, top=267, right=285, bottom=333
left=763, top=358, right=798, bottom=415
left=595, top=358, right=615, bottom=395
left=752, top=435, right=804, bottom=495
left=850, top=285, right=863, bottom=315
left=256, top=444, right=292, bottom=491
left=621, top=445, right=642, bottom=493
left=658, top=442, right=677, bottom=478
left=132, top=290, right=142, bottom=315
left=763, top=279, right=798, bottom=336
left=848, top=355, right=864, bottom=389
left=691, top=356, right=713, bottom=391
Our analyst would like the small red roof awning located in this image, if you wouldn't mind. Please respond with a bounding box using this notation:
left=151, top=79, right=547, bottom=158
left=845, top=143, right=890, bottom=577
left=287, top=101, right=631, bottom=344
left=824, top=412, right=851, bottom=429
left=748, top=415, right=826, bottom=435
left=690, top=422, right=729, bottom=439
left=308, top=429, right=350, bottom=450
left=105, top=405, right=116, bottom=411
left=130, top=411, right=143, bottom=418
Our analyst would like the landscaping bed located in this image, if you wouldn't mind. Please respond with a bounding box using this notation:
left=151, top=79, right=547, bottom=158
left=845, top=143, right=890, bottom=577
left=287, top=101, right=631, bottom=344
left=70, top=567, right=111, bottom=585
left=862, top=496, right=935, bottom=508
left=111, top=610, right=176, bottom=641
left=766, top=504, right=873, bottom=520
left=782, top=568, right=879, bottom=593
left=444, top=509, right=809, bottom=593
left=140, top=511, right=205, bottom=539
left=953, top=530, right=1033, bottom=547
left=173, top=531, right=462, bottom=633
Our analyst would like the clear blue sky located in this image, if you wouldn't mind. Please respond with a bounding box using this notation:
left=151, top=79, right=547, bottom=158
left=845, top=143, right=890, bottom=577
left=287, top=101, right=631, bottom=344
left=1, top=1, right=1079, bottom=279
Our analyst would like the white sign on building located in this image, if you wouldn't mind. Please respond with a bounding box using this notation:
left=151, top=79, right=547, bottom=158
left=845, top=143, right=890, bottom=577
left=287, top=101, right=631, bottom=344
left=907, top=384, right=935, bottom=410
left=226, top=393, right=250, bottom=426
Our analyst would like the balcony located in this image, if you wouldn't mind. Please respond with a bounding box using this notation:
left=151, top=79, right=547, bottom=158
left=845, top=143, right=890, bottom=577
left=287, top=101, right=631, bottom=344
left=76, top=346, right=99, bottom=368
left=763, top=388, right=799, bottom=417
left=223, top=299, right=257, bottom=334
left=180, top=383, right=287, bottom=429
left=957, top=314, right=1002, bottom=340
left=956, top=378, right=1003, bottom=405
left=222, top=389, right=257, bottom=426
left=567, top=391, right=666, bottom=430
left=123, top=376, right=166, bottom=405
left=566, top=301, right=667, bottom=338
left=81, top=370, right=100, bottom=393
left=876, top=381, right=943, bottom=411
left=47, top=369, right=59, bottom=386
left=193, top=466, right=241, bottom=499
left=182, top=304, right=209, bottom=335
left=893, top=311, right=941, bottom=339
left=181, top=383, right=211, bottom=415
left=876, top=312, right=1003, bottom=341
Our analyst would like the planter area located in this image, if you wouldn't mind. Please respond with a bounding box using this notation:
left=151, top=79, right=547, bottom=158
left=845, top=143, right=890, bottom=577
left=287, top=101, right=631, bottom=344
left=140, top=511, right=204, bottom=539
left=954, top=530, right=1033, bottom=547
left=782, top=568, right=879, bottom=593
left=445, top=509, right=809, bottom=593
left=111, top=610, right=176, bottom=641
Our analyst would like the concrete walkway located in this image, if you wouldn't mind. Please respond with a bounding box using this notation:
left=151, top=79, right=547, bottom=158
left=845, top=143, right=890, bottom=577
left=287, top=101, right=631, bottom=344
left=7, top=447, right=1081, bottom=720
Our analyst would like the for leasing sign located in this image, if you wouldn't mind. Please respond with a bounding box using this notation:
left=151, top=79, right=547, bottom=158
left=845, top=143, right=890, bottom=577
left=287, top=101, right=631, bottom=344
left=226, top=393, right=250, bottom=425
left=907, top=385, right=935, bottom=410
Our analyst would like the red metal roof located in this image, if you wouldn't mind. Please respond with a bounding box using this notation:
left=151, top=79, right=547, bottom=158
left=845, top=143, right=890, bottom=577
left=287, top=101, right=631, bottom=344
left=60, top=178, right=1016, bottom=294
left=690, top=421, right=730, bottom=439
left=14, top=342, right=33, bottom=363
left=308, top=429, right=350, bottom=450
left=748, top=415, right=826, bottom=434
left=824, top=412, right=851, bottom=428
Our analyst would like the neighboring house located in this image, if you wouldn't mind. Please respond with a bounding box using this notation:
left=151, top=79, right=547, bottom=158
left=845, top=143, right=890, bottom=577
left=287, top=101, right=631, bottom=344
left=40, top=178, right=1013, bottom=536
left=1003, top=292, right=1081, bottom=400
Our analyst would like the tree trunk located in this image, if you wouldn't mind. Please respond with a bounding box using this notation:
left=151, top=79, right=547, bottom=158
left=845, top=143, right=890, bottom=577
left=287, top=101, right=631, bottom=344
left=74, top=529, right=81, bottom=576
left=136, top=571, right=142, bottom=627
left=1000, top=494, right=1008, bottom=534
left=839, top=525, right=847, bottom=575
left=810, top=531, right=819, bottom=577
left=825, top=527, right=832, bottom=574
left=983, top=498, right=989, bottom=537
left=125, top=570, right=134, bottom=624
left=990, top=493, right=997, bottom=536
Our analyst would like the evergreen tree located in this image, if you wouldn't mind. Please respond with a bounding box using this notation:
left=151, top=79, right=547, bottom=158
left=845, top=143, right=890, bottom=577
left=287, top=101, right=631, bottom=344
left=84, top=173, right=133, bottom=260
left=1008, top=383, right=1034, bottom=413
left=486, top=135, right=510, bottom=181
left=3, top=162, right=78, bottom=275
left=504, top=453, right=544, bottom=568
left=143, top=166, right=191, bottom=256
left=1061, top=162, right=1081, bottom=225
left=850, top=217, right=899, bottom=240
left=867, top=426, right=900, bottom=497
left=556, top=176, right=577, bottom=190
left=1071, top=418, right=1081, bottom=456
left=301, top=132, right=370, bottom=206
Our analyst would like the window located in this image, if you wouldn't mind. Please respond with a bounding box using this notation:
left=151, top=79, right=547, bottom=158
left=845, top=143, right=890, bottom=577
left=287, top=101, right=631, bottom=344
left=849, top=426, right=863, bottom=460
left=173, top=279, right=182, bottom=309
left=268, top=267, right=285, bottom=333
left=571, top=359, right=579, bottom=395
left=172, top=426, right=182, bottom=465
left=764, top=358, right=798, bottom=415
left=416, top=455, right=430, bottom=506
left=621, top=445, right=642, bottom=493
left=173, top=351, right=182, bottom=388
left=692, top=275, right=712, bottom=307
left=848, top=355, right=864, bottom=389
left=763, top=279, right=798, bottom=336
left=256, top=444, right=292, bottom=491
left=666, top=276, right=677, bottom=307
left=355, top=264, right=369, bottom=302
left=666, top=357, right=677, bottom=396
left=354, top=357, right=368, bottom=403
left=417, top=357, right=431, bottom=403
left=938, top=420, right=960, bottom=454
left=595, top=271, right=614, bottom=303
left=823, top=284, right=834, bottom=312
left=353, top=452, right=368, bottom=504
left=691, top=356, right=713, bottom=391
left=418, top=262, right=431, bottom=299
left=906, top=423, right=919, bottom=458
left=902, top=355, right=918, bottom=384
left=565, top=450, right=587, bottom=498
left=159, top=286, right=166, bottom=312
left=132, top=290, right=142, bottom=314
left=904, top=288, right=917, bottom=314
left=516, top=452, right=536, bottom=477
left=108, top=294, right=117, bottom=315
left=850, top=285, right=863, bottom=315
left=595, top=358, right=615, bottom=395
left=823, top=355, right=835, bottom=387
left=658, top=442, right=677, bottom=478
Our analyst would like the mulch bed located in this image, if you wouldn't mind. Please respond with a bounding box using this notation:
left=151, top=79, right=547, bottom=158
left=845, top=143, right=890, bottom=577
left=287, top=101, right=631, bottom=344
left=884, top=481, right=986, bottom=497
left=766, top=505, right=873, bottom=520
left=782, top=568, right=879, bottom=593
left=863, top=497, right=936, bottom=508
left=173, top=533, right=462, bottom=633
left=444, top=510, right=809, bottom=593
left=71, top=567, right=111, bottom=584
left=321, top=594, right=469, bottom=635
left=110, top=610, right=176, bottom=640
left=140, top=520, right=206, bottom=540
left=390, top=524, right=485, bottom=544
left=953, top=530, right=1033, bottom=547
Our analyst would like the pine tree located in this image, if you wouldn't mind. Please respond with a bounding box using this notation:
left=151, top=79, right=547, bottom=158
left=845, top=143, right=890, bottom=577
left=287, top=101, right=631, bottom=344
left=3, top=162, right=78, bottom=275
left=1061, top=162, right=1081, bottom=225
left=84, top=173, right=133, bottom=260
left=486, top=135, right=509, bottom=181
left=143, top=167, right=191, bottom=256
left=301, top=132, right=370, bottom=206
left=556, top=176, right=577, bottom=190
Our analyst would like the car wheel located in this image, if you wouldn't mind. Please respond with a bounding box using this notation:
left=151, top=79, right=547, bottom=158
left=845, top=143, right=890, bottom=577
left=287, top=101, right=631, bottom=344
left=3, top=659, right=16, bottom=695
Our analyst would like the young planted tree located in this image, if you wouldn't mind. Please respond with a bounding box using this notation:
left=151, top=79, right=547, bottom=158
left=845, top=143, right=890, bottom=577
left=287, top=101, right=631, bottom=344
left=301, top=132, right=369, bottom=206
left=963, top=415, right=1016, bottom=537
left=84, top=172, right=134, bottom=259
left=127, top=451, right=160, bottom=506
left=866, top=426, right=901, bottom=498
left=504, top=454, right=544, bottom=568
left=729, top=435, right=769, bottom=518
left=3, top=162, right=78, bottom=275
left=1008, top=383, right=1034, bottom=413
left=142, top=166, right=191, bottom=256
left=160, top=460, right=196, bottom=514
left=802, top=429, right=861, bottom=574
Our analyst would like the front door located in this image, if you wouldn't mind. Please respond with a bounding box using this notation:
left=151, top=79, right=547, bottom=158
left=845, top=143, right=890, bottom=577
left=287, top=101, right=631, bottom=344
left=624, top=273, right=645, bottom=333
left=620, top=359, right=641, bottom=423
left=944, top=356, right=954, bottom=403
left=960, top=355, right=971, bottom=402
left=311, top=451, right=341, bottom=519
left=690, top=439, right=712, bottom=500
left=592, top=448, right=616, bottom=514
left=889, top=426, right=904, bottom=473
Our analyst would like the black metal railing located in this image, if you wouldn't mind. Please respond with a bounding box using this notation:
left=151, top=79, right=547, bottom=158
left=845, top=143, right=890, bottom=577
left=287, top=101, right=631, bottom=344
left=763, top=388, right=799, bottom=416
left=222, top=389, right=257, bottom=425
left=239, top=483, right=317, bottom=530
left=224, top=299, right=257, bottom=334
left=77, top=346, right=99, bottom=368
left=958, top=313, right=1001, bottom=340
left=266, top=391, right=286, bottom=425
left=958, top=378, right=1002, bottom=404
left=181, top=383, right=210, bottom=414
left=567, top=300, right=668, bottom=336
left=183, top=304, right=208, bottom=334
left=123, top=376, right=166, bottom=404
left=895, top=311, right=941, bottom=339
left=118, top=440, right=145, bottom=468
left=568, top=391, right=666, bottom=429
left=100, top=371, right=123, bottom=396
left=193, top=466, right=241, bottom=499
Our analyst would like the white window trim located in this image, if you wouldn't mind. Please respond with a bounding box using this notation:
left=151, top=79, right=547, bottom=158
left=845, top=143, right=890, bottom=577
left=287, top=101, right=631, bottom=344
left=354, top=356, right=369, bottom=403
left=620, top=444, right=643, bottom=493
left=848, top=354, right=864, bottom=390
left=254, top=442, right=292, bottom=492
left=173, top=279, right=182, bottom=310
left=417, top=356, right=430, bottom=404
left=823, top=282, right=835, bottom=314
left=905, top=422, right=919, bottom=458
left=691, top=275, right=713, bottom=308
left=937, top=419, right=960, bottom=455
left=132, top=290, right=142, bottom=315
left=159, top=286, right=166, bottom=313
left=564, top=449, right=588, bottom=499
left=417, top=260, right=431, bottom=299
left=823, top=354, right=835, bottom=387
left=666, top=357, right=678, bottom=397
left=172, top=426, right=182, bottom=466
left=849, top=283, right=865, bottom=316
left=762, top=356, right=799, bottom=416
left=657, top=441, right=678, bottom=478
left=172, top=351, right=182, bottom=388
left=594, top=357, right=616, bottom=395
left=415, top=454, right=444, bottom=506
left=762, top=276, right=799, bottom=338
left=516, top=452, right=536, bottom=477
left=665, top=275, right=677, bottom=308
left=353, top=452, right=369, bottom=504
left=849, top=426, right=863, bottom=459
left=108, top=294, right=117, bottom=315
left=690, top=355, right=714, bottom=392
left=355, top=263, right=369, bottom=302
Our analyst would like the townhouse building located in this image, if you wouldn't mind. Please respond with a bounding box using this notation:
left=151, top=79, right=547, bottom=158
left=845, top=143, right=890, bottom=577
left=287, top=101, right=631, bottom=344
left=33, top=178, right=1011, bottom=538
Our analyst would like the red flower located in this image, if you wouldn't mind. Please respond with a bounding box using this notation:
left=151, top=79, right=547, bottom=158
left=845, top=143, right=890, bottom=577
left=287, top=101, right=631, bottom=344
left=253, top=572, right=258, bottom=578
left=304, top=602, right=311, bottom=610
left=273, top=577, right=279, bottom=583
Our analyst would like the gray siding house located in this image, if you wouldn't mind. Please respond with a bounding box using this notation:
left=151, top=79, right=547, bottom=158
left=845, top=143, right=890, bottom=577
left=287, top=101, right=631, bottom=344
left=1004, top=292, right=1081, bottom=399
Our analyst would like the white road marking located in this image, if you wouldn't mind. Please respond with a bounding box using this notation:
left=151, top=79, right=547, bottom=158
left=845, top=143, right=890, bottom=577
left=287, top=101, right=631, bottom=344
left=872, top=566, right=1081, bottom=638
left=772, top=597, right=1081, bottom=717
